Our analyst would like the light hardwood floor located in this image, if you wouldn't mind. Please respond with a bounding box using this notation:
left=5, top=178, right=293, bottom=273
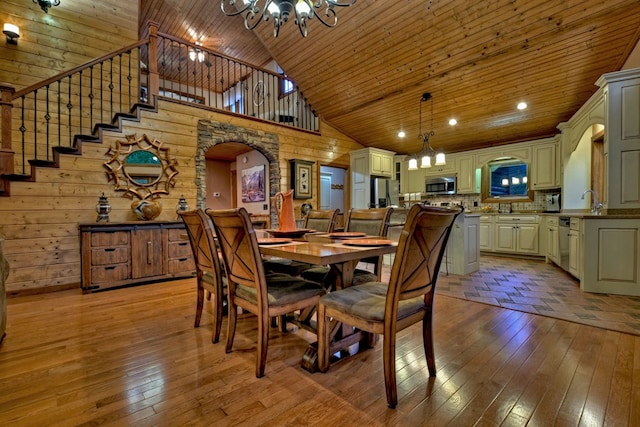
left=1, top=277, right=639, bottom=426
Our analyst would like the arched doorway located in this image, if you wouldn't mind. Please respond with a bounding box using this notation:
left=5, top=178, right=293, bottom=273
left=196, top=120, right=281, bottom=227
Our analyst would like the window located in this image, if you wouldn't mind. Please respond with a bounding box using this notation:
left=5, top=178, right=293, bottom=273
left=279, top=75, right=294, bottom=97
left=481, top=157, right=532, bottom=201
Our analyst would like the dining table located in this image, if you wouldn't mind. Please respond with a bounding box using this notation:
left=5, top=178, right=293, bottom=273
left=258, top=233, right=398, bottom=372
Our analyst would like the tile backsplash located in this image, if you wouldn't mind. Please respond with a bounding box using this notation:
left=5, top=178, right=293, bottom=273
left=404, top=189, right=560, bottom=212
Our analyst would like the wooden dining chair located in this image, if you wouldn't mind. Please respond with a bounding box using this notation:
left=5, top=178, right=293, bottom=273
left=263, top=208, right=339, bottom=276
left=206, top=207, right=326, bottom=378
left=178, top=209, right=227, bottom=344
left=302, top=207, right=393, bottom=286
left=317, top=204, right=462, bottom=408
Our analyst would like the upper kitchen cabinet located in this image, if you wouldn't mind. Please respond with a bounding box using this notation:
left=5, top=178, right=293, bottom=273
left=531, top=138, right=560, bottom=190
left=351, top=147, right=395, bottom=177
left=597, top=68, right=640, bottom=209
left=455, top=154, right=476, bottom=194
left=350, top=147, right=396, bottom=208
left=423, top=159, right=456, bottom=176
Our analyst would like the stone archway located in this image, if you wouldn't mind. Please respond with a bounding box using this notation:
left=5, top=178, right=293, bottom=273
left=196, top=120, right=281, bottom=226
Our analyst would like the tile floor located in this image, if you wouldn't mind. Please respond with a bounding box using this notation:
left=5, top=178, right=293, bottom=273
left=381, top=254, right=640, bottom=336
left=439, top=255, right=640, bottom=336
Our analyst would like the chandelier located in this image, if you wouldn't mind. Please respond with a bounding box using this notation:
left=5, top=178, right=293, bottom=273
left=408, top=93, right=446, bottom=170
left=33, top=0, right=60, bottom=13
left=220, top=0, right=357, bottom=38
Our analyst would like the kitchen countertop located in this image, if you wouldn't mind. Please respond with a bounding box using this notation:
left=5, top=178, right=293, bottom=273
left=471, top=210, right=640, bottom=219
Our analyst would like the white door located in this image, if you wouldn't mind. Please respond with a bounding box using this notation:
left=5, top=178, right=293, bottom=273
left=320, top=173, right=331, bottom=210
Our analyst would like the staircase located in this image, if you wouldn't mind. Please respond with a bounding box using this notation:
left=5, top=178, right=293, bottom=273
left=0, top=22, right=319, bottom=197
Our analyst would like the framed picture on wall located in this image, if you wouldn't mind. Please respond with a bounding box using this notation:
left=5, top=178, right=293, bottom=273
left=241, top=165, right=266, bottom=203
left=290, top=159, right=313, bottom=199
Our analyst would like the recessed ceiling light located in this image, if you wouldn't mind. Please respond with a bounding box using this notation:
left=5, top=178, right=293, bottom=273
left=398, top=131, right=406, bottom=138
left=517, top=102, right=528, bottom=110
left=448, top=118, right=457, bottom=126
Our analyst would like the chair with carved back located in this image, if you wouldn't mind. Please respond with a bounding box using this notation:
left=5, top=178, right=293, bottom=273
left=301, top=207, right=393, bottom=286
left=317, top=204, right=462, bottom=408
left=207, top=207, right=326, bottom=378
left=262, top=208, right=339, bottom=276
left=178, top=209, right=226, bottom=344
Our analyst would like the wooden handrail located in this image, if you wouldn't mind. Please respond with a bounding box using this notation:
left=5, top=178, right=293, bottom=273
left=12, top=39, right=150, bottom=100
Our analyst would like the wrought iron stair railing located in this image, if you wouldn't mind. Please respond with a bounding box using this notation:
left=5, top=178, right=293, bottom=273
left=0, top=22, right=319, bottom=196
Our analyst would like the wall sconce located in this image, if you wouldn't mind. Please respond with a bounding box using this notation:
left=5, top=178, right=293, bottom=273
left=3, top=24, right=19, bottom=44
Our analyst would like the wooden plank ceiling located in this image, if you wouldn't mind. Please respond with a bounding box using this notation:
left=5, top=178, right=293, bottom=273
left=141, top=0, right=640, bottom=156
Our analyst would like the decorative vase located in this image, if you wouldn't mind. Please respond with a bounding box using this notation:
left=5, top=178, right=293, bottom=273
left=131, top=199, right=162, bottom=221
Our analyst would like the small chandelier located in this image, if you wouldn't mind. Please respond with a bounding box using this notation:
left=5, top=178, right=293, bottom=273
left=33, top=0, right=60, bottom=13
left=408, top=93, right=446, bottom=170
left=221, top=0, right=357, bottom=38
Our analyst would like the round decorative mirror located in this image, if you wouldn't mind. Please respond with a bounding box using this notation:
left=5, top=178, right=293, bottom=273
left=123, top=150, right=163, bottom=186
left=104, top=134, right=179, bottom=200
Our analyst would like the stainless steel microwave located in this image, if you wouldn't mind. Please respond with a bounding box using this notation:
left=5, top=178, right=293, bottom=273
left=425, top=176, right=456, bottom=195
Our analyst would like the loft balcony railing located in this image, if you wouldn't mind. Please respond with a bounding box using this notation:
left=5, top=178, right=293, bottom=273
left=0, top=22, right=319, bottom=193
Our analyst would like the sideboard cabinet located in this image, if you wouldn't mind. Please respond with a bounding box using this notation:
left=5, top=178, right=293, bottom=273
left=80, top=221, right=195, bottom=292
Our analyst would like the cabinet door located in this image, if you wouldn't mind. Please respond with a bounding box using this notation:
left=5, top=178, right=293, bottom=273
left=405, top=166, right=425, bottom=193
left=516, top=224, right=539, bottom=254
left=479, top=220, right=493, bottom=251
left=495, top=224, right=517, bottom=252
left=131, top=228, right=164, bottom=279
left=546, top=225, right=559, bottom=262
left=456, top=156, right=475, bottom=193
left=532, top=144, right=557, bottom=189
left=568, top=230, right=580, bottom=279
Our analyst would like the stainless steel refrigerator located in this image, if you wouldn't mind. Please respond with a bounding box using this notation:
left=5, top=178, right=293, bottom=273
left=370, top=178, right=400, bottom=208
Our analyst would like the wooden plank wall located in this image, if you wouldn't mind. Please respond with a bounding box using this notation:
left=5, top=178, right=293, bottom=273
left=0, top=0, right=138, bottom=90
left=0, top=97, right=363, bottom=293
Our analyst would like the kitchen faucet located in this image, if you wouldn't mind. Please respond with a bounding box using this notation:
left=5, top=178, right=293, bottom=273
left=581, top=189, right=603, bottom=214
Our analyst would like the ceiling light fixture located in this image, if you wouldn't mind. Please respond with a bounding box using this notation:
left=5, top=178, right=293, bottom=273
left=221, top=0, right=357, bottom=38
left=517, top=101, right=527, bottom=110
left=398, top=131, right=405, bottom=138
left=408, top=93, right=445, bottom=170
left=33, top=0, right=60, bottom=13
left=189, top=42, right=205, bottom=62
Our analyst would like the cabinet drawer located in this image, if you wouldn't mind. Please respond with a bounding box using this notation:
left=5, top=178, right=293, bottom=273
left=91, top=264, right=130, bottom=283
left=497, top=215, right=537, bottom=223
left=91, top=247, right=129, bottom=265
left=168, top=241, right=193, bottom=258
left=570, top=218, right=580, bottom=231
left=547, top=216, right=558, bottom=227
left=167, top=228, right=188, bottom=241
left=168, top=258, right=195, bottom=274
left=91, top=231, right=130, bottom=247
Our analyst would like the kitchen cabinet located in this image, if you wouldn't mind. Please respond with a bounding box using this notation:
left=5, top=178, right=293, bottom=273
left=80, top=221, right=195, bottom=292
left=446, top=214, right=480, bottom=275
left=350, top=147, right=396, bottom=208
left=568, top=218, right=581, bottom=279
left=532, top=141, right=559, bottom=189
left=456, top=155, right=476, bottom=194
left=545, top=216, right=560, bottom=264
left=424, top=160, right=456, bottom=176
left=479, top=215, right=493, bottom=251
left=494, top=215, right=539, bottom=255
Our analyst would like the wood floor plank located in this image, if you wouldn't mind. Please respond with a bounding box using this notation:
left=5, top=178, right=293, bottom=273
left=2, top=276, right=640, bottom=425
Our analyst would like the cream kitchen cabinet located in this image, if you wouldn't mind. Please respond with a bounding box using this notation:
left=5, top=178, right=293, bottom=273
left=455, top=155, right=476, bottom=194
left=479, top=215, right=493, bottom=251
left=532, top=140, right=559, bottom=189
left=424, top=160, right=456, bottom=176
left=446, top=214, right=480, bottom=275
left=568, top=218, right=581, bottom=279
left=350, top=148, right=396, bottom=208
left=494, top=215, right=539, bottom=255
left=545, top=216, right=560, bottom=265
